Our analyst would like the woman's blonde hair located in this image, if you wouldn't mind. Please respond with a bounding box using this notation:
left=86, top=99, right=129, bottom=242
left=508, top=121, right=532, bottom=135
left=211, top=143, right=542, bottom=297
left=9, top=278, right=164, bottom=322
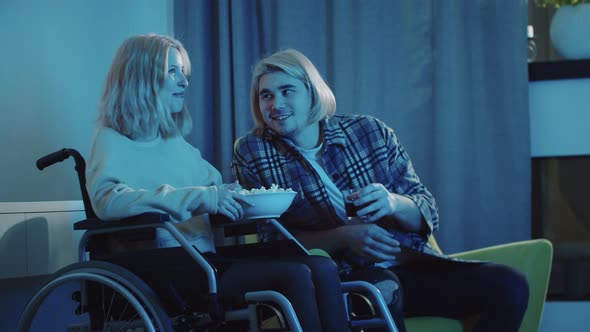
left=250, top=49, right=336, bottom=129
left=99, top=33, right=192, bottom=139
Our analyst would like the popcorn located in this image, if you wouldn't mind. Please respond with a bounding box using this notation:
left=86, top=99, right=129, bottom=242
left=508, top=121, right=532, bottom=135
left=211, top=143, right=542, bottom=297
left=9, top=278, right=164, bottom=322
left=238, top=184, right=295, bottom=195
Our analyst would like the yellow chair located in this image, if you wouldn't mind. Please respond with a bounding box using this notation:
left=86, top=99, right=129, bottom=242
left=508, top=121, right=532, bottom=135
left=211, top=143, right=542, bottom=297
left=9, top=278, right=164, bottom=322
left=404, top=237, right=553, bottom=332
left=313, top=237, right=553, bottom=332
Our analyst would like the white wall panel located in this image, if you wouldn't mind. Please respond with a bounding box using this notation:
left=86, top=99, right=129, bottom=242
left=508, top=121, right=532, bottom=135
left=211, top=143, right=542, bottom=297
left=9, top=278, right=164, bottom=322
left=0, top=201, right=84, bottom=277
left=529, top=78, right=590, bottom=157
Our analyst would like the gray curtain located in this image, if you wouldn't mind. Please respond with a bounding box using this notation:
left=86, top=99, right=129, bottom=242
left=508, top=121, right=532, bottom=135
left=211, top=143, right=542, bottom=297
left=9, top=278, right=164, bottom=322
left=174, top=0, right=530, bottom=253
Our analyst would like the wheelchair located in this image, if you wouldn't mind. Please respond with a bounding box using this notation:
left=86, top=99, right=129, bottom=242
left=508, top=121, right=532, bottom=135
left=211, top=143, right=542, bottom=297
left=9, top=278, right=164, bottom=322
left=18, top=148, right=398, bottom=332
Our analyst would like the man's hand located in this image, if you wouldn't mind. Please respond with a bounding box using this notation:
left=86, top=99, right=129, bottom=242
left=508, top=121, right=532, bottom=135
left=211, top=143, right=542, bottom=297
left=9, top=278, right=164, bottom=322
left=354, top=183, right=400, bottom=222
left=341, top=224, right=401, bottom=262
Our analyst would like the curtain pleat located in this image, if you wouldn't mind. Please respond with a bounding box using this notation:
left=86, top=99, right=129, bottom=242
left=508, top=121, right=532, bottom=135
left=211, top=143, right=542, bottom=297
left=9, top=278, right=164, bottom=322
left=174, top=0, right=530, bottom=253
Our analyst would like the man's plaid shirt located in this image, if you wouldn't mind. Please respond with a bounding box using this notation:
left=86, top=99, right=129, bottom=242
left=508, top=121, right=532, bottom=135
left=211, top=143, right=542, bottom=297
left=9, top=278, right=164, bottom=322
left=232, top=114, right=440, bottom=268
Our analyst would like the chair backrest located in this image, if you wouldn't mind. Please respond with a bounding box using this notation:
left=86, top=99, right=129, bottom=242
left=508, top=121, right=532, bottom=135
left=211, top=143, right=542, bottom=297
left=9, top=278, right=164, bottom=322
left=428, top=235, right=443, bottom=254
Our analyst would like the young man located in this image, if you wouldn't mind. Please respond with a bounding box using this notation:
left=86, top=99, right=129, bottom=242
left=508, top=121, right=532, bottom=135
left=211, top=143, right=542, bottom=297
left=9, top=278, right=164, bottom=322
left=233, top=48, right=529, bottom=332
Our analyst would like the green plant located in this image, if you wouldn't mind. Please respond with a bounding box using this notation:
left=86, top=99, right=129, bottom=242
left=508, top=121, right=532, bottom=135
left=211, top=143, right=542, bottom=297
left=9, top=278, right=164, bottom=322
left=534, top=0, right=590, bottom=8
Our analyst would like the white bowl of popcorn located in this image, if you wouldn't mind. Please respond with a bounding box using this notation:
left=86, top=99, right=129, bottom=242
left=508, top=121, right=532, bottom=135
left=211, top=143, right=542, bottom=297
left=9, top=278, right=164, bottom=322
left=238, top=184, right=297, bottom=219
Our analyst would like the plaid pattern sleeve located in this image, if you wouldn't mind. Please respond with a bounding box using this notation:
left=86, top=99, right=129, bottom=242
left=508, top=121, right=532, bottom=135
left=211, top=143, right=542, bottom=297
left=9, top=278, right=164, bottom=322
left=381, top=118, right=439, bottom=234
left=232, top=130, right=343, bottom=230
left=322, top=115, right=439, bottom=234
left=232, top=114, right=440, bottom=266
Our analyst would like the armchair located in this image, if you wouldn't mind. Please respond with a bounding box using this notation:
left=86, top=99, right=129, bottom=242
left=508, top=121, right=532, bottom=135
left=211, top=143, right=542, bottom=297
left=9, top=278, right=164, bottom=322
left=404, top=237, right=553, bottom=332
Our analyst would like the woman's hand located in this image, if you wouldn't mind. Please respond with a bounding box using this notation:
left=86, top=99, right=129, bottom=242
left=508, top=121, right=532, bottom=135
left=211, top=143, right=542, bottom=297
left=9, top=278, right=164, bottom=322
left=340, top=224, right=401, bottom=262
left=215, top=183, right=252, bottom=221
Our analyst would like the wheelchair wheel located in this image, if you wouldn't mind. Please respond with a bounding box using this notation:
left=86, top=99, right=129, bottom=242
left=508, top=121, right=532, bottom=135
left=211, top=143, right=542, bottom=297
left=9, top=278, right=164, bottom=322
left=18, top=260, right=173, bottom=332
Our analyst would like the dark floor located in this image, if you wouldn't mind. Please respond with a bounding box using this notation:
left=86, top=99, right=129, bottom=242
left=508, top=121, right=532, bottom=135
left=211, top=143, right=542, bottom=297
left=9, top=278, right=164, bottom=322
left=0, top=274, right=49, bottom=331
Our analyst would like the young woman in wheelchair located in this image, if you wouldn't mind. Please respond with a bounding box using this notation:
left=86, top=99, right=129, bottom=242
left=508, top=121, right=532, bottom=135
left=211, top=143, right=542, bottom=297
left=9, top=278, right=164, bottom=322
left=84, top=33, right=350, bottom=331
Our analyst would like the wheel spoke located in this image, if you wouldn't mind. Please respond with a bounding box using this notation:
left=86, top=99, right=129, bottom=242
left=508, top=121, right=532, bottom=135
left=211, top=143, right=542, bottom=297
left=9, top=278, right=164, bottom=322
left=17, top=262, right=172, bottom=332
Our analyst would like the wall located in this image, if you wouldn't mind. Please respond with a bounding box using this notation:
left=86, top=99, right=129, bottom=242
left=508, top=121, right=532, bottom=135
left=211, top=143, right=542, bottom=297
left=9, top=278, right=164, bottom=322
left=0, top=0, right=173, bottom=202
left=529, top=77, right=590, bottom=157
left=540, top=301, right=590, bottom=332
left=0, top=201, right=85, bottom=278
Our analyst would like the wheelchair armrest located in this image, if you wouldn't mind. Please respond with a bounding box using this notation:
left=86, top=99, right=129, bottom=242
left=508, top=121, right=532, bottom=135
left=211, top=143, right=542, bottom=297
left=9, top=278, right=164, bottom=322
left=73, top=213, right=171, bottom=231
left=74, top=213, right=169, bottom=258
left=209, top=214, right=260, bottom=237
left=216, top=220, right=259, bottom=237
left=74, top=212, right=221, bottom=296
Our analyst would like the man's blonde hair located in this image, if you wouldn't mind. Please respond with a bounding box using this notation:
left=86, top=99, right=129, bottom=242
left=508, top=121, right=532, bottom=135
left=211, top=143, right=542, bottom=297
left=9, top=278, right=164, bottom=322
left=250, top=49, right=336, bottom=129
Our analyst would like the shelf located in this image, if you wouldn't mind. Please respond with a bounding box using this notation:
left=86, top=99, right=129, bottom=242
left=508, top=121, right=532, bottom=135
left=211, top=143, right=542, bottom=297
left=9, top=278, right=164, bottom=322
left=529, top=59, right=590, bottom=81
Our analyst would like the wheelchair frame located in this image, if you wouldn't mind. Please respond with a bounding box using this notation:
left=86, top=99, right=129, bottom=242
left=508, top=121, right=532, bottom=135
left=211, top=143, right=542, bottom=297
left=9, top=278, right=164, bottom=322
left=18, top=148, right=397, bottom=332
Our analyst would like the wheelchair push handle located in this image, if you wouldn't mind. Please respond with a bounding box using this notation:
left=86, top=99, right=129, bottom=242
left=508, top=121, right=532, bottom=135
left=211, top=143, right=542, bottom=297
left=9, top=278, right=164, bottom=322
left=36, top=148, right=95, bottom=219
left=37, top=148, right=84, bottom=170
